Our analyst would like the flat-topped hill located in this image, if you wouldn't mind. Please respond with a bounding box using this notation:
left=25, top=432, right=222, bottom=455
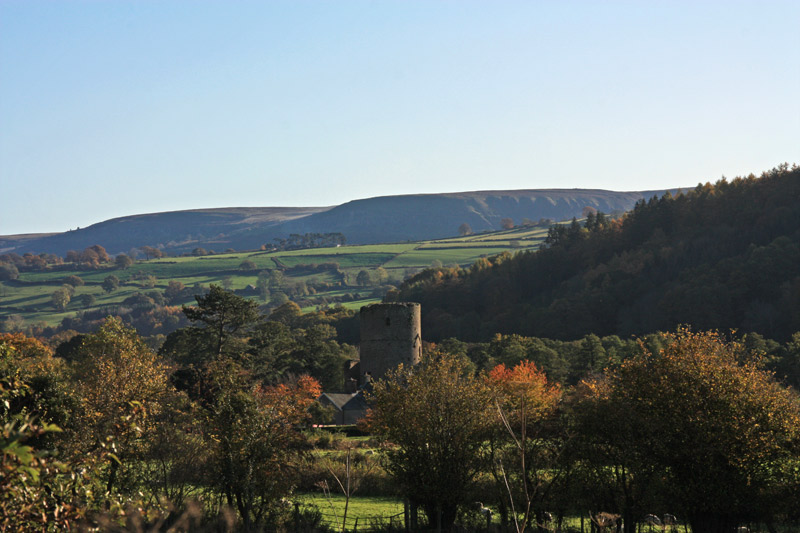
left=2, top=188, right=675, bottom=255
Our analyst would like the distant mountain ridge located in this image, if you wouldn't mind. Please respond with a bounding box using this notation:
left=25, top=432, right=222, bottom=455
left=1, top=188, right=677, bottom=256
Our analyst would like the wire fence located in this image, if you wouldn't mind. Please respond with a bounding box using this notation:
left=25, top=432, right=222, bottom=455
left=309, top=508, right=405, bottom=532
left=302, top=507, right=800, bottom=533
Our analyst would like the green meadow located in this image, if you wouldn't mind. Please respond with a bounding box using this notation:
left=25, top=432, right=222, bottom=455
left=296, top=494, right=405, bottom=531
left=0, top=226, right=548, bottom=329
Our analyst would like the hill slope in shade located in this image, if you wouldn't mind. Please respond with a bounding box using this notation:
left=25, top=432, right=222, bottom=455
left=2, top=188, right=675, bottom=255
left=0, top=207, right=331, bottom=256
left=277, top=189, right=674, bottom=244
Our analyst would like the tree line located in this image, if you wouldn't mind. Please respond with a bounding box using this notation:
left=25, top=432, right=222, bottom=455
left=272, top=233, right=347, bottom=251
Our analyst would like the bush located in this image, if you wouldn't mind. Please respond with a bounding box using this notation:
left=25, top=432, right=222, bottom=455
left=62, top=275, right=84, bottom=287
left=239, top=259, right=257, bottom=271
left=0, top=264, right=19, bottom=281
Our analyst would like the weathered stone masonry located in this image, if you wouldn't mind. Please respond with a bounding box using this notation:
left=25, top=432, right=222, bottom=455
left=359, top=302, right=421, bottom=383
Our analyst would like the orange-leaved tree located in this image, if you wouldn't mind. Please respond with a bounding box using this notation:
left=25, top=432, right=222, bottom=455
left=204, top=357, right=321, bottom=529
left=486, top=361, right=563, bottom=532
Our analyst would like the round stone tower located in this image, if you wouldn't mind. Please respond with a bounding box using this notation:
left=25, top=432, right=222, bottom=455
left=359, top=302, right=421, bottom=383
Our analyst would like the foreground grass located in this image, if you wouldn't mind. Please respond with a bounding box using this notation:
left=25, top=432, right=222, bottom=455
left=296, top=493, right=404, bottom=531
left=295, top=494, right=632, bottom=533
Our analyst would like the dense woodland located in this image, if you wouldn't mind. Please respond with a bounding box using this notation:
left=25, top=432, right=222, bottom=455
left=392, top=164, right=800, bottom=342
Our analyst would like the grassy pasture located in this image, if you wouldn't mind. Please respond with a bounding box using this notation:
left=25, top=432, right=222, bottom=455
left=296, top=493, right=405, bottom=531
left=297, top=493, right=601, bottom=532
left=273, top=253, right=396, bottom=269
left=258, top=243, right=417, bottom=256
left=461, top=226, right=550, bottom=242
left=382, top=247, right=519, bottom=268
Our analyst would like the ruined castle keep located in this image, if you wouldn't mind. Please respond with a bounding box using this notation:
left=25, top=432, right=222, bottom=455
left=321, top=302, right=421, bottom=423
left=359, top=302, right=421, bottom=383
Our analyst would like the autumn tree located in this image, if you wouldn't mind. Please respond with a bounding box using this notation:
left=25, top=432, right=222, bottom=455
left=139, top=246, right=163, bottom=260
left=164, top=280, right=186, bottom=304
left=71, top=317, right=173, bottom=494
left=486, top=361, right=563, bottom=531
left=368, top=353, right=493, bottom=530
left=203, top=358, right=320, bottom=529
left=0, top=263, right=19, bottom=281
left=115, top=253, right=134, bottom=269
left=62, top=275, right=84, bottom=287
left=87, top=245, right=110, bottom=263
left=501, top=217, right=515, bottom=230
left=374, top=266, right=389, bottom=285
left=0, top=339, right=103, bottom=530
left=576, top=329, right=800, bottom=532
left=101, top=274, right=120, bottom=293
left=2, top=329, right=186, bottom=528
left=79, top=248, right=100, bottom=267
left=458, top=222, right=473, bottom=236
left=51, top=287, right=71, bottom=311
left=0, top=331, right=74, bottom=439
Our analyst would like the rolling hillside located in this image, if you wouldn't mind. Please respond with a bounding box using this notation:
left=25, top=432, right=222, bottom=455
left=1, top=188, right=674, bottom=256
left=0, top=207, right=330, bottom=256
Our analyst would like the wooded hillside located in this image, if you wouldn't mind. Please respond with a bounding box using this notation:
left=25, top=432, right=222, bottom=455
left=392, top=164, right=800, bottom=342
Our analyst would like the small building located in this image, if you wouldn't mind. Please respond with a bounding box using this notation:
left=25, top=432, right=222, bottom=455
left=318, top=391, right=369, bottom=426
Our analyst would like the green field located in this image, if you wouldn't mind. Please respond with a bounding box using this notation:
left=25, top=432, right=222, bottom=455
left=296, top=493, right=613, bottom=532
left=296, top=494, right=405, bottom=531
left=0, top=226, right=548, bottom=330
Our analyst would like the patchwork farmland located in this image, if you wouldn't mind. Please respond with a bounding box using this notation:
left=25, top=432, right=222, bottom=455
left=0, top=225, right=552, bottom=330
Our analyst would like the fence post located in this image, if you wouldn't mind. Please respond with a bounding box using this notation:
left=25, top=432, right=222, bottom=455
left=353, top=517, right=358, bottom=533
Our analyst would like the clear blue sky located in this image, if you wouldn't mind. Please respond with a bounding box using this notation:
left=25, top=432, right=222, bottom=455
left=1, top=1, right=798, bottom=235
